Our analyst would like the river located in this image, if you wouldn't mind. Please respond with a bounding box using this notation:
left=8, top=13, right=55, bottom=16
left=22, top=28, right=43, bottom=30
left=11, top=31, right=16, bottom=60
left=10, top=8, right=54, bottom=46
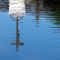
left=0, top=0, right=60, bottom=60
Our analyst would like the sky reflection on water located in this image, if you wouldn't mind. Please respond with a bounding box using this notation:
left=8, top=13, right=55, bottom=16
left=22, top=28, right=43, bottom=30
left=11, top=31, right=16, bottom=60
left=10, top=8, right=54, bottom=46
left=0, top=0, right=60, bottom=60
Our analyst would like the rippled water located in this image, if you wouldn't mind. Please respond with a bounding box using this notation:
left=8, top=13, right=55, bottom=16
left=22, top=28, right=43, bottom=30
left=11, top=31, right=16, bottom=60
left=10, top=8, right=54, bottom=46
left=0, top=0, right=60, bottom=60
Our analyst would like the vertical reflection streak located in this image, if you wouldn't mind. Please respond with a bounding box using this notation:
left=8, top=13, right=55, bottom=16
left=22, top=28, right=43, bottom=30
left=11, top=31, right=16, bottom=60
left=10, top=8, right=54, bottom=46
left=16, top=16, right=19, bottom=51
left=9, top=0, right=25, bottom=51
left=10, top=17, right=24, bottom=52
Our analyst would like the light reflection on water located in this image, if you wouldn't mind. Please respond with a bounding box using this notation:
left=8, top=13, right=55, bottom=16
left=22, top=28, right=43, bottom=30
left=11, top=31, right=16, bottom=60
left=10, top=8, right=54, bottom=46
left=0, top=0, right=60, bottom=60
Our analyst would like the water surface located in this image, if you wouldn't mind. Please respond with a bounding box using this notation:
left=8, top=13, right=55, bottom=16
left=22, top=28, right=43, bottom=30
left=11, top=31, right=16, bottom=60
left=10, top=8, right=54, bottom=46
left=0, top=0, right=60, bottom=60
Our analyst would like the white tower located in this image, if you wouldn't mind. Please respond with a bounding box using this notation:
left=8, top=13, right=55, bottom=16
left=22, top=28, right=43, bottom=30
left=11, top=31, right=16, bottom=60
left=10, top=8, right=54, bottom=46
left=9, top=0, right=25, bottom=18
left=9, top=0, right=25, bottom=51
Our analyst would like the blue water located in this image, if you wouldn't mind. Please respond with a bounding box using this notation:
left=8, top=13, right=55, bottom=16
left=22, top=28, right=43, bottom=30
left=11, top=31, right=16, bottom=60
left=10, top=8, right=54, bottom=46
left=0, top=0, right=60, bottom=60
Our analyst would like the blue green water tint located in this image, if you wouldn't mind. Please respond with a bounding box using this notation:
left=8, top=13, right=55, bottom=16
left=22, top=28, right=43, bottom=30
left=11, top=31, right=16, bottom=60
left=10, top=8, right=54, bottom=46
left=0, top=0, right=60, bottom=60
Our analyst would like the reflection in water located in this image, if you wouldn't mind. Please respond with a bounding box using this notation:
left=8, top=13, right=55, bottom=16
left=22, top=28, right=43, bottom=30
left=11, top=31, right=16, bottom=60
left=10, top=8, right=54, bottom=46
left=0, top=0, right=9, bottom=12
left=9, top=0, right=25, bottom=18
left=0, top=0, right=60, bottom=41
left=25, top=0, right=43, bottom=26
left=0, top=0, right=60, bottom=59
left=9, top=0, right=25, bottom=51
left=35, top=1, right=41, bottom=24
left=10, top=17, right=24, bottom=51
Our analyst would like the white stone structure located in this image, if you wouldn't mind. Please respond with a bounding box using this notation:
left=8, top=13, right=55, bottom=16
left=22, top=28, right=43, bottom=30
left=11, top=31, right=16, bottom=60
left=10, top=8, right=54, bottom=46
left=9, top=0, right=25, bottom=18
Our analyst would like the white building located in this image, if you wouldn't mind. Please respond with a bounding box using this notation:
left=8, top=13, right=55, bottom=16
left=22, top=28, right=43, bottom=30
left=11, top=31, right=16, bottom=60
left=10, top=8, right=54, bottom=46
left=9, top=0, right=25, bottom=18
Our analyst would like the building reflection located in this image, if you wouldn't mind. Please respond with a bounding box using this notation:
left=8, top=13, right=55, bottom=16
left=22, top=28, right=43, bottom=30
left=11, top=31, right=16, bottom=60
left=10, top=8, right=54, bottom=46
left=0, top=0, right=60, bottom=30
left=9, top=0, right=25, bottom=18
left=9, top=0, right=25, bottom=51
left=0, top=0, right=43, bottom=22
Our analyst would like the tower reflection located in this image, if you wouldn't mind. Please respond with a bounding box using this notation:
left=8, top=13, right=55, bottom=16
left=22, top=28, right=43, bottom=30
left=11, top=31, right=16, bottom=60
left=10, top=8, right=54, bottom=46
left=9, top=0, right=25, bottom=51
left=36, top=1, right=40, bottom=24
left=10, top=17, right=24, bottom=51
left=35, top=0, right=43, bottom=24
